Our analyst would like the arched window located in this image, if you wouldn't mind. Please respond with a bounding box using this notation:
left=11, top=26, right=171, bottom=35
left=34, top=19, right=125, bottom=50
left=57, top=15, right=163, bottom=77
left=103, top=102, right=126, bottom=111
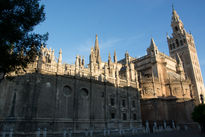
left=176, top=39, right=179, bottom=47
left=122, top=99, right=126, bottom=107
left=184, top=39, right=186, bottom=43
left=175, top=26, right=178, bottom=31
left=173, top=43, right=175, bottom=49
left=63, top=85, right=72, bottom=96
left=180, top=40, right=183, bottom=46
left=81, top=88, right=89, bottom=97
left=170, top=44, right=172, bottom=50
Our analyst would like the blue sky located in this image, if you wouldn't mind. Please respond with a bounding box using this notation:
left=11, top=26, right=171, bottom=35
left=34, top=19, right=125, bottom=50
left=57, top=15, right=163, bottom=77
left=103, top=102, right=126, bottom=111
left=35, top=0, right=205, bottom=82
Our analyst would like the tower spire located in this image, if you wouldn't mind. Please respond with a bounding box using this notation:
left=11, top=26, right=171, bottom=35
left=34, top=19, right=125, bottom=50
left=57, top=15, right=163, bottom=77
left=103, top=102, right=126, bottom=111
left=147, top=38, right=158, bottom=55
left=150, top=38, right=157, bottom=49
left=108, top=52, right=111, bottom=61
left=108, top=52, right=112, bottom=67
left=94, top=34, right=99, bottom=51
left=114, top=50, right=117, bottom=63
left=171, top=7, right=186, bottom=35
left=58, top=48, right=62, bottom=64
left=172, top=4, right=174, bottom=12
left=167, top=8, right=205, bottom=103
left=175, top=53, right=184, bottom=75
left=94, top=34, right=101, bottom=64
left=125, top=51, right=129, bottom=65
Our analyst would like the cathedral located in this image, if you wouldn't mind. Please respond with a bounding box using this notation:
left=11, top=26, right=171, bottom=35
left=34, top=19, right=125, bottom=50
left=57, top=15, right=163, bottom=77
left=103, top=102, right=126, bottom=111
left=0, top=8, right=204, bottom=133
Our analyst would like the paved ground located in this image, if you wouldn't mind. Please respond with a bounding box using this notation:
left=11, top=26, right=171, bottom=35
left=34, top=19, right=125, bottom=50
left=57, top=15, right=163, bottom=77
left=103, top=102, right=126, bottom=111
left=5, top=130, right=205, bottom=137
left=87, top=130, right=205, bottom=137
left=71, top=130, right=205, bottom=137
left=129, top=130, right=205, bottom=137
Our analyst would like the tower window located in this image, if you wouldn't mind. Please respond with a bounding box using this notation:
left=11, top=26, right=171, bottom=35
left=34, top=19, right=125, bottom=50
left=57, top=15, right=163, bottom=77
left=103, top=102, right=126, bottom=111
left=173, top=43, right=175, bottom=49
left=170, top=44, right=172, bottom=50
left=175, top=26, right=179, bottom=31
left=123, top=113, right=127, bottom=120
left=111, top=98, right=115, bottom=106
left=180, top=40, right=183, bottom=46
left=176, top=39, right=179, bottom=47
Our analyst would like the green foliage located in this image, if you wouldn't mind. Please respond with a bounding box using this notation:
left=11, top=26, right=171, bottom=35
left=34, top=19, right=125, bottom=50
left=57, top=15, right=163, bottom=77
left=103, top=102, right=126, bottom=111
left=192, top=104, right=205, bottom=124
left=0, top=0, right=48, bottom=76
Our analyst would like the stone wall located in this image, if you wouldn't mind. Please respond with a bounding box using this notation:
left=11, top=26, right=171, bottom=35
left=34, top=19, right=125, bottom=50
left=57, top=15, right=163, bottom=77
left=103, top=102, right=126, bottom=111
left=0, top=73, right=142, bottom=132
left=140, top=98, right=195, bottom=124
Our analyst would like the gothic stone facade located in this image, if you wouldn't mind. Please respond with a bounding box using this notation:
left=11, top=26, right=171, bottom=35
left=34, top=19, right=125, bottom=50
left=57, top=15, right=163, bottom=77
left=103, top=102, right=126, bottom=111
left=0, top=8, right=204, bottom=132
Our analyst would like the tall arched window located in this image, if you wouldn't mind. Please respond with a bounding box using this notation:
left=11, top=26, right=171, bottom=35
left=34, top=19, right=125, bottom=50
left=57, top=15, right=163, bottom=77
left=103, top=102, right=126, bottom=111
left=180, top=40, right=183, bottom=46
left=176, top=39, right=179, bottom=47
left=173, top=43, right=175, bottom=49
left=170, top=44, right=172, bottom=50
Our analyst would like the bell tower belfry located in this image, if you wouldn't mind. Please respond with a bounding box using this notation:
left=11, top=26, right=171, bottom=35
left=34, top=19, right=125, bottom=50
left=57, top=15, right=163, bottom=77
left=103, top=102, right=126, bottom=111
left=167, top=7, right=205, bottom=104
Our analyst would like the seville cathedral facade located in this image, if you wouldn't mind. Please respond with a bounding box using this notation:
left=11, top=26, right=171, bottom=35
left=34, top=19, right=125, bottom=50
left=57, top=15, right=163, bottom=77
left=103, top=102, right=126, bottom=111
left=0, top=8, right=204, bottom=132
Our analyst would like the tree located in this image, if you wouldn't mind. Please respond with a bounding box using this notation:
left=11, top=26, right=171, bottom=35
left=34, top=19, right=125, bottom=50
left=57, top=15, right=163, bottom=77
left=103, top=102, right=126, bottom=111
left=192, top=104, right=205, bottom=133
left=0, top=0, right=48, bottom=80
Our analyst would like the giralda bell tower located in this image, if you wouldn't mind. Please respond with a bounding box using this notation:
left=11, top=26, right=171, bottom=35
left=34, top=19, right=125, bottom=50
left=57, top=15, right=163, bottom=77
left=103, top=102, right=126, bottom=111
left=167, top=7, right=205, bottom=104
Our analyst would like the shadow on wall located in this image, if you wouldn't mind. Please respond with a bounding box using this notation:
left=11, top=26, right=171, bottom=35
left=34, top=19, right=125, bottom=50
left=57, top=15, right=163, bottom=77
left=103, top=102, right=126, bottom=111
left=140, top=97, right=195, bottom=125
left=0, top=72, right=142, bottom=132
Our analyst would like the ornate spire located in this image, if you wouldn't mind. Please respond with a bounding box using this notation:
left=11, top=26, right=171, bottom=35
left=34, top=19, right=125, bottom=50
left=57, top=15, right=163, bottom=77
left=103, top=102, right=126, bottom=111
left=104, top=63, right=108, bottom=79
left=89, top=47, right=94, bottom=63
left=150, top=38, right=157, bottom=49
left=94, top=34, right=101, bottom=64
left=125, top=51, right=129, bottom=65
left=147, top=38, right=158, bottom=55
left=82, top=56, right=85, bottom=66
left=79, top=56, right=81, bottom=66
left=58, top=48, right=62, bottom=64
left=108, top=52, right=111, bottom=61
left=172, top=4, right=174, bottom=11
left=172, top=6, right=180, bottom=22
left=94, top=34, right=99, bottom=50
left=108, top=52, right=112, bottom=66
left=175, top=53, right=184, bottom=75
left=59, top=48, right=62, bottom=54
left=171, top=7, right=186, bottom=35
left=114, top=50, right=117, bottom=63
left=75, top=55, right=79, bottom=67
